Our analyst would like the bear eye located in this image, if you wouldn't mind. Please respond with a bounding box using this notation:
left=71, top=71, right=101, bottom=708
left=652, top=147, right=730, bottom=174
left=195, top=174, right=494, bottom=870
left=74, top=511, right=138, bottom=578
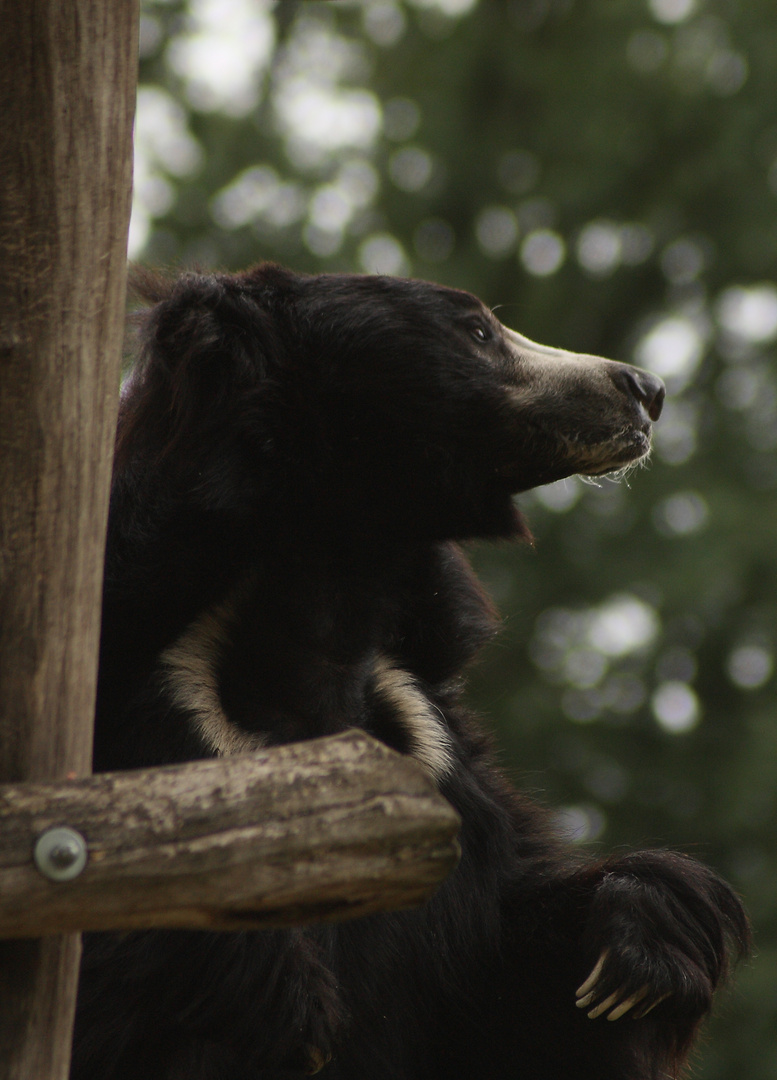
left=470, top=324, right=491, bottom=344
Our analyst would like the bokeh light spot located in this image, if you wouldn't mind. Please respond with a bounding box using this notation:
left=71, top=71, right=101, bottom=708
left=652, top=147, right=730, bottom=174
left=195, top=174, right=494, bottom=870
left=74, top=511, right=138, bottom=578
left=727, top=645, right=774, bottom=690
left=652, top=681, right=701, bottom=733
left=634, top=316, right=705, bottom=390
left=363, top=2, right=407, bottom=47
left=555, top=804, right=607, bottom=843
left=717, top=285, right=777, bottom=343
left=166, top=0, right=276, bottom=116
left=476, top=206, right=519, bottom=259
left=389, top=146, right=434, bottom=192
left=653, top=491, right=709, bottom=536
left=520, top=230, right=566, bottom=276
left=588, top=595, right=660, bottom=657
left=358, top=233, right=410, bottom=275
left=576, top=220, right=622, bottom=277
left=533, top=478, right=583, bottom=513
left=649, top=0, right=697, bottom=25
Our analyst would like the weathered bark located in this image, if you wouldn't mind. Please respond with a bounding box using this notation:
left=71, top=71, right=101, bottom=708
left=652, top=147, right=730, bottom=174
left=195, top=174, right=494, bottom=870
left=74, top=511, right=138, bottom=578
left=0, top=0, right=138, bottom=1074
left=0, top=731, right=461, bottom=938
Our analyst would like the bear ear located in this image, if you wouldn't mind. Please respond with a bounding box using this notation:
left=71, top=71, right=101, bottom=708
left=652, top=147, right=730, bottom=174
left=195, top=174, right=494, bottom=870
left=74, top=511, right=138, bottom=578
left=127, top=264, right=176, bottom=306
left=131, top=267, right=277, bottom=389
left=121, top=267, right=280, bottom=466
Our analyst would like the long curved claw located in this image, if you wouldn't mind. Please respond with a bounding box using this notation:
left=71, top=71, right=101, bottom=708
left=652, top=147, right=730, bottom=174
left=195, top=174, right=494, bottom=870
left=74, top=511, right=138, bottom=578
left=585, top=990, right=622, bottom=1019
left=633, top=993, right=670, bottom=1020
left=575, top=989, right=598, bottom=1009
left=575, top=950, right=663, bottom=1022
left=578, top=982, right=651, bottom=1021
left=576, top=949, right=608, bottom=999
left=605, top=986, right=649, bottom=1021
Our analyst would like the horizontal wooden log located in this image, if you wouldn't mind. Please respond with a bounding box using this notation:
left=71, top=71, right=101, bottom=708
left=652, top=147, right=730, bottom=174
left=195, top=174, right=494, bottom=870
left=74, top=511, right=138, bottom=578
left=0, top=731, right=460, bottom=939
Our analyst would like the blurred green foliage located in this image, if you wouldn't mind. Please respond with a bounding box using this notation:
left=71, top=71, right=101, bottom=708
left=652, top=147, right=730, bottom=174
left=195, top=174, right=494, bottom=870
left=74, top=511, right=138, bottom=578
left=133, top=1, right=777, bottom=1074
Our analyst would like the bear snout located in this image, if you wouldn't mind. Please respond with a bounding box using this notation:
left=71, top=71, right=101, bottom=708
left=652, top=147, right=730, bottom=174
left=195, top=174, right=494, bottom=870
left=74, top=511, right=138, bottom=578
left=609, top=364, right=665, bottom=423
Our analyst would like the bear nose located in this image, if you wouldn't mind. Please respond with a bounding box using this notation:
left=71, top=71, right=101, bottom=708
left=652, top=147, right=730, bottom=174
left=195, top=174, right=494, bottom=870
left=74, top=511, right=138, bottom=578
left=614, top=366, right=665, bottom=422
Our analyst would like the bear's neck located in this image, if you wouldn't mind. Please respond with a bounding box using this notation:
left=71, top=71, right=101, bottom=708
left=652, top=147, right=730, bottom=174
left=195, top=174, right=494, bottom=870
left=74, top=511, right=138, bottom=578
left=97, top=467, right=498, bottom=769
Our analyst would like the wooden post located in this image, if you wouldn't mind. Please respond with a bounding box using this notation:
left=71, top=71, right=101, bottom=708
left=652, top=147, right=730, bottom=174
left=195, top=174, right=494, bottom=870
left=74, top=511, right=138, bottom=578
left=0, top=0, right=138, bottom=1075
left=0, top=731, right=461, bottom=937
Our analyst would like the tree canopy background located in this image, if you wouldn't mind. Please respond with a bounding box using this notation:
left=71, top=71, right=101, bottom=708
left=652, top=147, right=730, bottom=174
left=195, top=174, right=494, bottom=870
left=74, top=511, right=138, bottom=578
left=131, top=1, right=777, bottom=1074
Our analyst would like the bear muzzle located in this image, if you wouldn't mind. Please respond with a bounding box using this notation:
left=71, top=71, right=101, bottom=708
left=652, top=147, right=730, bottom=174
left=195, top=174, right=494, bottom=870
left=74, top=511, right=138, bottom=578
left=498, top=324, right=667, bottom=485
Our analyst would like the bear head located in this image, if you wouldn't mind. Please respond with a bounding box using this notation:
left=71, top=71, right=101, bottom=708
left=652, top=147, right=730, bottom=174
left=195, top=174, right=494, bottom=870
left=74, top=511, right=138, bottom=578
left=120, top=263, right=664, bottom=543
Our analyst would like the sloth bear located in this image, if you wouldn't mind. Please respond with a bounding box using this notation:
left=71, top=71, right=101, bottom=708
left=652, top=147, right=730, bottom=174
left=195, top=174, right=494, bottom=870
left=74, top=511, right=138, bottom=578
left=72, top=263, right=748, bottom=1080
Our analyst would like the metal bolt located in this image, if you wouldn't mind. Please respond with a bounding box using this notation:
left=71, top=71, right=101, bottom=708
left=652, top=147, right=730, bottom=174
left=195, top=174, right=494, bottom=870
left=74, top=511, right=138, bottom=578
left=33, top=826, right=88, bottom=882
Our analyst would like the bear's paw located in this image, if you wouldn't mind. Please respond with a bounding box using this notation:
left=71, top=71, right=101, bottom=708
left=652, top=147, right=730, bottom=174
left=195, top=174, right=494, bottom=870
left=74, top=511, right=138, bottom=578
left=574, top=850, right=749, bottom=1024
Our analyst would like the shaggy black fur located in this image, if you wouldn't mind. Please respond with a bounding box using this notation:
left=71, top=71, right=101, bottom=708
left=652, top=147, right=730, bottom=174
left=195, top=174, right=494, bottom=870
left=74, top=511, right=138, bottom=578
left=72, top=264, right=748, bottom=1080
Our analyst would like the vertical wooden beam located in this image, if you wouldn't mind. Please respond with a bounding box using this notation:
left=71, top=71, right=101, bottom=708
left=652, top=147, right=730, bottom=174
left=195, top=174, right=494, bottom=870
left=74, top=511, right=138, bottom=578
left=0, top=0, right=138, bottom=1075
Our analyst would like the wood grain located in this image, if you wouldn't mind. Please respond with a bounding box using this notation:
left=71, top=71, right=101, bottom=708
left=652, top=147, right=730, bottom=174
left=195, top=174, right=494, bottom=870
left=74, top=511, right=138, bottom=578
left=0, top=731, right=461, bottom=937
left=0, top=0, right=138, bottom=1074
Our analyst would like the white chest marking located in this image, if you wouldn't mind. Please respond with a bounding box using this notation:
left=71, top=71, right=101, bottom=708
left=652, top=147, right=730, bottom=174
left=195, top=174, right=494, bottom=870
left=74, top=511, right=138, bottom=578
left=372, top=655, right=455, bottom=783
left=160, top=595, right=266, bottom=757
